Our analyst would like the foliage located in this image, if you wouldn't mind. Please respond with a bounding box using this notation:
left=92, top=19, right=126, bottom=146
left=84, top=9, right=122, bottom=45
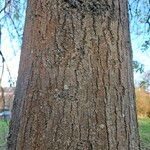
left=138, top=118, right=150, bottom=149
left=133, top=60, right=144, bottom=73
left=141, top=38, right=150, bottom=52
left=139, top=70, right=150, bottom=91
left=136, top=88, right=150, bottom=118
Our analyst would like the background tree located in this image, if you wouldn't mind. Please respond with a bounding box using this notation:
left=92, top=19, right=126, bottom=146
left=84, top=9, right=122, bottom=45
left=139, top=70, right=150, bottom=91
left=136, top=88, right=150, bottom=118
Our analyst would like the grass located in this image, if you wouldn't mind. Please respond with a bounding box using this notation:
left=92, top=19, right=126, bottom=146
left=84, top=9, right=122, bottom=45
left=0, top=118, right=149, bottom=149
left=138, top=118, right=150, bottom=149
left=0, top=120, right=9, bottom=150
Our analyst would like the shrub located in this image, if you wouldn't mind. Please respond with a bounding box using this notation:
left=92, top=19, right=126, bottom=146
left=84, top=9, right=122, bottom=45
left=136, top=88, right=150, bottom=118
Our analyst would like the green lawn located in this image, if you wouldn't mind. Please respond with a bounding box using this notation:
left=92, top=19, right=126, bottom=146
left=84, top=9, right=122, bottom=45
left=0, top=120, right=9, bottom=149
left=0, top=118, right=149, bottom=149
left=138, top=118, right=150, bottom=149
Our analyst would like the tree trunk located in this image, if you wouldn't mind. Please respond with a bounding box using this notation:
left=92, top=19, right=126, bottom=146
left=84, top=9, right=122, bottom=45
left=7, top=0, right=140, bottom=149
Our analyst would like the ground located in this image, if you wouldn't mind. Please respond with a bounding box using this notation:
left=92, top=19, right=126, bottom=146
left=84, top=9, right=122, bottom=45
left=0, top=120, right=9, bottom=150
left=0, top=118, right=149, bottom=149
left=138, top=118, right=150, bottom=149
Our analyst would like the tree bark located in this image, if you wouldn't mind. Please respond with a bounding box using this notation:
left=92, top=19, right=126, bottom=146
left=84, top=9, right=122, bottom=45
left=7, top=0, right=140, bottom=149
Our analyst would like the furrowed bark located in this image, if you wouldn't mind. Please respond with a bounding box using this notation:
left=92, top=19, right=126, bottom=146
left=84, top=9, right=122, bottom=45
left=7, top=0, right=140, bottom=149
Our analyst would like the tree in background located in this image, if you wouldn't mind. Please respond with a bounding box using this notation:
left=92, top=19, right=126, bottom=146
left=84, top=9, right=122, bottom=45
left=7, top=0, right=140, bottom=149
left=136, top=70, right=150, bottom=118
left=136, top=88, right=150, bottom=118
left=139, top=70, right=150, bottom=91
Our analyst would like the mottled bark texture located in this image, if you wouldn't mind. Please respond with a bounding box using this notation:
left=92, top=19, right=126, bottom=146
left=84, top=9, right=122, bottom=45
left=7, top=0, right=140, bottom=149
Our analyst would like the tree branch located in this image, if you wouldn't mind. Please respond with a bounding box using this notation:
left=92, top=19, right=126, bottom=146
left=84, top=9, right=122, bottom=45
left=0, top=0, right=11, bottom=14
